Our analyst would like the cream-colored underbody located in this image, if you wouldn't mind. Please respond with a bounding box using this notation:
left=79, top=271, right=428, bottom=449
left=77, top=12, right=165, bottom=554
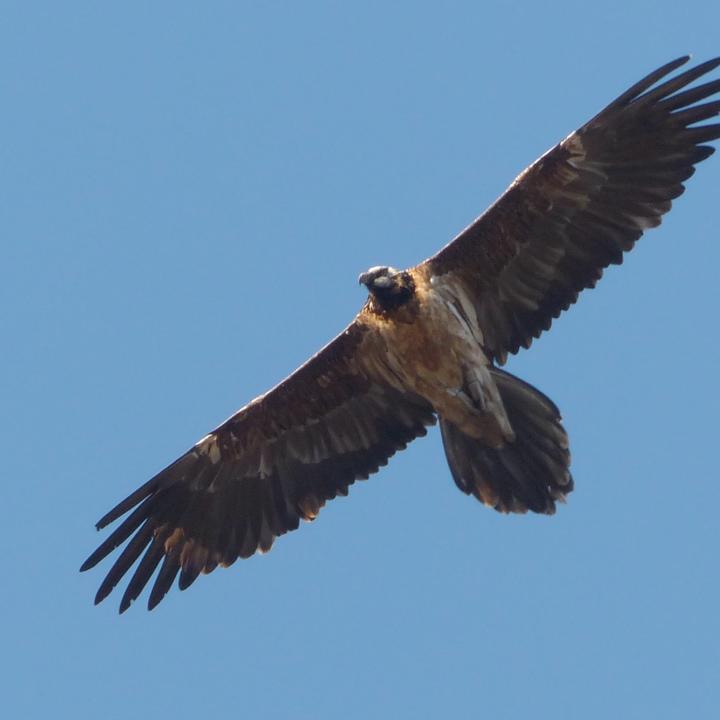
left=362, top=268, right=515, bottom=449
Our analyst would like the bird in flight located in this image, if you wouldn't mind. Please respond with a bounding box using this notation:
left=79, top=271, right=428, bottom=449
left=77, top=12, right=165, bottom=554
left=82, top=56, right=720, bottom=612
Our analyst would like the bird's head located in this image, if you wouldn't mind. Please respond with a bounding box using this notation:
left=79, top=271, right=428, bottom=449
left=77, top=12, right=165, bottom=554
left=358, top=265, right=415, bottom=312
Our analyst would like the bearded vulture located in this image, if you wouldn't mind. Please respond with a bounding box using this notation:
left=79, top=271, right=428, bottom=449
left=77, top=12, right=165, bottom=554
left=82, top=56, right=720, bottom=612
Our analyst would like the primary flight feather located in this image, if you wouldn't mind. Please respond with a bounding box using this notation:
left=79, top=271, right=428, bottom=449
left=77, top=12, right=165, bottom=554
left=82, top=56, right=720, bottom=612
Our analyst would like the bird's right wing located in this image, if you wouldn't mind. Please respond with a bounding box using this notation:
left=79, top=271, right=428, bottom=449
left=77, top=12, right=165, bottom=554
left=81, top=318, right=436, bottom=612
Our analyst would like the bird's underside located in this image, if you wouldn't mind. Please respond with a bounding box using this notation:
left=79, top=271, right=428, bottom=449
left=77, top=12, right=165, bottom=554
left=82, top=56, right=720, bottom=612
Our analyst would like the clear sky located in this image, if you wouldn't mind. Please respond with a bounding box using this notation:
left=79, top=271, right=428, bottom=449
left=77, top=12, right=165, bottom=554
left=3, top=2, right=719, bottom=718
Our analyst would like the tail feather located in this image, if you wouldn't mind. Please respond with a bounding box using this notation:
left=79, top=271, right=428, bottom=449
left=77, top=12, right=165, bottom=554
left=440, top=368, right=573, bottom=514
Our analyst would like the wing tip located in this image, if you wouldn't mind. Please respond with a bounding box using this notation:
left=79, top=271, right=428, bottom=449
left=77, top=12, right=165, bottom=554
left=80, top=545, right=108, bottom=572
left=672, top=54, right=691, bottom=67
left=147, top=594, right=164, bottom=612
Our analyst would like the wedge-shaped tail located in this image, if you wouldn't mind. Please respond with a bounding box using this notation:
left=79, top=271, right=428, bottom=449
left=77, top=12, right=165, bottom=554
left=441, top=368, right=573, bottom=514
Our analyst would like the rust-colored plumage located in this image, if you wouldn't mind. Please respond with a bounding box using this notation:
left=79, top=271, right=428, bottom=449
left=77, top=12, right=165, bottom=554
left=82, top=57, right=720, bottom=612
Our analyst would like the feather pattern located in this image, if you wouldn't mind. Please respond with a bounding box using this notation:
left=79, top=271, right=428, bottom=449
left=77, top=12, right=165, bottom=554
left=425, top=56, right=720, bottom=363
left=81, top=322, right=436, bottom=611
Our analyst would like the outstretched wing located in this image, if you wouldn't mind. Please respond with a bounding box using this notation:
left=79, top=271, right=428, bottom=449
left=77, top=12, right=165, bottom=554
left=423, top=56, right=720, bottom=364
left=81, top=320, right=436, bottom=612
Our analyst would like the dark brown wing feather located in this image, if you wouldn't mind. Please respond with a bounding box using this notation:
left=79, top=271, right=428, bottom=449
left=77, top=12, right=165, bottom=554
left=425, top=56, right=720, bottom=364
left=81, top=321, right=436, bottom=612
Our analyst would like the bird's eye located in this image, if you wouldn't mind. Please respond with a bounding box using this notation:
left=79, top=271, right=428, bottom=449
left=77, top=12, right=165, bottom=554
left=373, top=276, right=394, bottom=289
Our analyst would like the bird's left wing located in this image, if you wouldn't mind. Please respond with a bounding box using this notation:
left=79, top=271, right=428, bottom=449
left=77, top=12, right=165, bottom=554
left=81, top=319, right=435, bottom=612
left=422, top=56, right=720, bottom=364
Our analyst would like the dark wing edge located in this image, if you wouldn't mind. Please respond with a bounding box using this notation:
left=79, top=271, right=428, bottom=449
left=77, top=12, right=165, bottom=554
left=423, top=56, right=720, bottom=364
left=80, top=321, right=436, bottom=612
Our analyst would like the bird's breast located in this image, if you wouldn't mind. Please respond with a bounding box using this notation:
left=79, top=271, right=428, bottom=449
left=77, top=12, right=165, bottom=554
left=363, top=274, right=488, bottom=402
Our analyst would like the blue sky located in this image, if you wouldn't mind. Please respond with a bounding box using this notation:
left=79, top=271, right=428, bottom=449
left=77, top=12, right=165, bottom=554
left=3, top=2, right=720, bottom=718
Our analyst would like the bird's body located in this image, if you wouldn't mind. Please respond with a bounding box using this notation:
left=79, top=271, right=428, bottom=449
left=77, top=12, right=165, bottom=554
left=82, top=56, right=720, bottom=612
left=362, top=267, right=512, bottom=446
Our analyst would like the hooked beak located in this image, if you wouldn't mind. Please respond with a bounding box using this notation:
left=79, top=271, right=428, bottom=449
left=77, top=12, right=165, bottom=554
left=358, top=271, right=373, bottom=286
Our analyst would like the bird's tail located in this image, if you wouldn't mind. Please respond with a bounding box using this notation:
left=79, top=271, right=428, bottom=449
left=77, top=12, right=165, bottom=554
left=440, top=368, right=573, bottom=514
